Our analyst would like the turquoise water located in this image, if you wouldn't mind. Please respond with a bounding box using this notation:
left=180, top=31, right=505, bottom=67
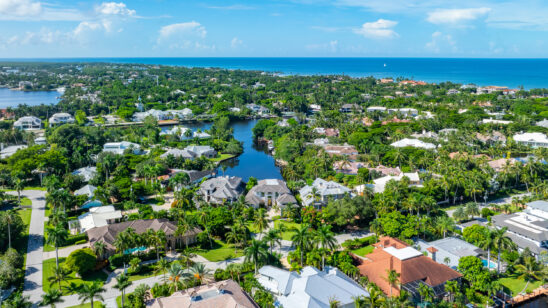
left=124, top=246, right=147, bottom=254
left=0, top=88, right=59, bottom=108
left=482, top=259, right=497, bottom=269
left=10, top=57, right=548, bottom=88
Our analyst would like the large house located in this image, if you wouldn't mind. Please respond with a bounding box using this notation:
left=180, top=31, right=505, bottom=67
left=146, top=280, right=259, bottom=308
left=72, top=166, right=97, bottom=182
left=102, top=141, right=142, bottom=155
left=415, top=237, right=483, bottom=269
left=491, top=200, right=548, bottom=258
left=245, top=179, right=296, bottom=208
left=257, top=265, right=369, bottom=308
left=86, top=219, right=201, bottom=257
left=390, top=138, right=436, bottom=149
left=132, top=109, right=192, bottom=122
left=360, top=172, right=422, bottom=194
left=199, top=176, right=245, bottom=204
left=357, top=237, right=461, bottom=300
left=160, top=146, right=216, bottom=160
left=49, top=112, right=75, bottom=126
left=299, top=178, right=352, bottom=207
left=340, top=103, right=363, bottom=113
left=513, top=132, right=548, bottom=148
left=71, top=205, right=122, bottom=234
left=14, top=116, right=41, bottom=130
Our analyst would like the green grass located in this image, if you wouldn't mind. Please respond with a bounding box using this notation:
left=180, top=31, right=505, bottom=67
left=16, top=207, right=32, bottom=269
left=127, top=264, right=158, bottom=282
left=245, top=222, right=262, bottom=234
left=42, top=258, right=108, bottom=295
left=273, top=220, right=302, bottom=241
left=65, top=302, right=102, bottom=308
left=20, top=197, right=32, bottom=206
left=116, top=294, right=130, bottom=308
left=351, top=245, right=374, bottom=257
left=498, top=277, right=543, bottom=296
left=194, top=239, right=243, bottom=262
left=210, top=153, right=236, bottom=162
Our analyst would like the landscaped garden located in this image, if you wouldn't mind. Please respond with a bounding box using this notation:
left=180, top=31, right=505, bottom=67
left=193, top=239, right=243, bottom=262
left=42, top=257, right=108, bottom=295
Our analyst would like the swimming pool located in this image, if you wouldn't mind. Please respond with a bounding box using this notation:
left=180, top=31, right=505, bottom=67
left=124, top=246, right=147, bottom=255
left=482, top=259, right=497, bottom=269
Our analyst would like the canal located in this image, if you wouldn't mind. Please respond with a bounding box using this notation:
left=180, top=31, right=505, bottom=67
left=0, top=88, right=60, bottom=108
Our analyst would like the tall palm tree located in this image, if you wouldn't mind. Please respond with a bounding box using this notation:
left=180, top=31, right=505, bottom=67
left=384, top=269, right=400, bottom=297
left=244, top=239, right=268, bottom=274
left=40, top=289, right=64, bottom=308
left=418, top=283, right=434, bottom=304
left=48, top=266, right=70, bottom=290
left=154, top=258, right=170, bottom=284
left=13, top=177, right=25, bottom=205
left=3, top=209, right=18, bottom=248
left=479, top=229, right=495, bottom=270
left=491, top=227, right=515, bottom=274
left=263, top=228, right=282, bottom=255
left=515, top=257, right=542, bottom=294
left=92, top=241, right=106, bottom=260
left=253, top=208, right=268, bottom=234
left=291, top=224, right=313, bottom=267
left=179, top=248, right=196, bottom=269
left=226, top=226, right=242, bottom=254
left=314, top=225, right=338, bottom=270
left=146, top=229, right=167, bottom=261
left=114, top=273, right=132, bottom=308
left=436, top=216, right=455, bottom=238
left=46, top=225, right=68, bottom=269
left=77, top=281, right=105, bottom=308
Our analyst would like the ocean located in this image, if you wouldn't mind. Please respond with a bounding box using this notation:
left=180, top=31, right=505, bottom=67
left=5, top=57, right=548, bottom=89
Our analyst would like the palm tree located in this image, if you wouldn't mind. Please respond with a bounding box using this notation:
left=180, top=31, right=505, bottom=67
left=3, top=209, right=18, bottom=248
left=485, top=281, right=502, bottom=307
left=263, top=228, right=282, bottom=255
left=314, top=225, right=338, bottom=270
left=13, top=177, right=25, bottom=205
left=253, top=208, right=268, bottom=234
left=226, top=226, right=242, bottom=254
left=130, top=284, right=151, bottom=307
left=436, top=216, right=455, bottom=238
left=479, top=229, right=495, bottom=270
left=40, top=289, right=64, bottom=308
left=418, top=283, right=434, bottom=304
left=4, top=293, right=32, bottom=308
left=188, top=262, right=212, bottom=285
left=114, top=273, right=132, bottom=308
left=167, top=263, right=185, bottom=292
left=445, top=280, right=459, bottom=303
left=364, top=285, right=386, bottom=307
left=154, top=258, right=170, bottom=284
left=491, top=227, right=515, bottom=274
left=146, top=229, right=167, bottom=261
left=92, top=241, right=106, bottom=260
left=291, top=224, right=313, bottom=267
left=179, top=248, right=196, bottom=269
left=48, top=266, right=70, bottom=290
left=384, top=269, right=400, bottom=297
left=515, top=257, right=542, bottom=294
left=46, top=225, right=68, bottom=269
left=77, top=281, right=105, bottom=308
left=244, top=239, right=268, bottom=274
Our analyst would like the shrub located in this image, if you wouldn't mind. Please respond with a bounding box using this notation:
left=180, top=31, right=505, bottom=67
left=75, top=239, right=87, bottom=245
left=151, top=283, right=170, bottom=298
left=66, top=248, right=97, bottom=276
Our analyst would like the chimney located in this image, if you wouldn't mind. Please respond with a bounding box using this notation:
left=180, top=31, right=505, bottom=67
left=427, top=247, right=438, bottom=262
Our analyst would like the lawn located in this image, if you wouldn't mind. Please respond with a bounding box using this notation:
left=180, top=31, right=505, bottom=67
left=66, top=302, right=102, bottom=308
left=273, top=220, right=302, bottom=241
left=194, top=239, right=243, bottom=262
left=127, top=264, right=158, bottom=282
left=15, top=207, right=32, bottom=269
left=498, top=277, right=543, bottom=296
left=351, top=245, right=374, bottom=257
left=210, top=153, right=236, bottom=162
left=246, top=222, right=262, bottom=234
left=42, top=258, right=108, bottom=295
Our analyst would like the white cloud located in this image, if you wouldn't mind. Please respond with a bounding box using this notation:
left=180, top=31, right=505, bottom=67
left=354, top=19, right=398, bottom=39
left=425, top=31, right=456, bottom=53
left=158, top=22, right=206, bottom=41
left=96, top=2, right=136, bottom=16
left=231, top=37, right=243, bottom=48
left=206, top=5, right=254, bottom=10
left=306, top=40, right=338, bottom=52
left=0, top=0, right=41, bottom=17
left=427, top=7, right=491, bottom=25
left=0, top=0, right=83, bottom=21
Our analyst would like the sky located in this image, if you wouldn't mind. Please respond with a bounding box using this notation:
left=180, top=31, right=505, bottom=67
left=0, top=0, right=547, bottom=58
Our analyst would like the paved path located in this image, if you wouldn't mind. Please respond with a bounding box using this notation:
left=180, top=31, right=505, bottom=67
left=10, top=190, right=47, bottom=305
left=43, top=243, right=89, bottom=260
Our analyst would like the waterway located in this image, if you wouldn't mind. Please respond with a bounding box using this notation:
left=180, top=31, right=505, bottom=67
left=0, top=88, right=59, bottom=109
left=164, top=119, right=283, bottom=181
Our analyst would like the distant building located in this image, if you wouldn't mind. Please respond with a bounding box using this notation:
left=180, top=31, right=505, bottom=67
left=246, top=104, right=270, bottom=115
left=390, top=138, right=436, bottom=149
left=72, top=205, right=122, bottom=233
left=245, top=179, right=296, bottom=208
left=74, top=184, right=97, bottom=199
left=364, top=172, right=422, bottom=193
left=102, top=141, right=142, bottom=155
left=14, top=116, right=41, bottom=130
left=146, top=280, right=258, bottom=308
left=415, top=237, right=482, bottom=269
left=0, top=145, right=27, bottom=159
left=257, top=265, right=369, bottom=308
left=199, top=176, right=245, bottom=204
left=482, top=118, right=512, bottom=125
left=333, top=161, right=367, bottom=175
left=366, top=106, right=387, bottom=113
left=299, top=178, right=352, bottom=207
left=513, top=132, right=548, bottom=148
left=323, top=144, right=359, bottom=157
left=72, top=166, right=97, bottom=182
left=132, top=109, right=192, bottom=122
left=161, top=146, right=216, bottom=160
left=49, top=113, right=75, bottom=126
left=340, top=103, right=362, bottom=113
left=536, top=119, right=548, bottom=128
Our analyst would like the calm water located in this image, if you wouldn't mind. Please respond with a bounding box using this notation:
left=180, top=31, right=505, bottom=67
left=166, top=119, right=282, bottom=181
left=516, top=295, right=548, bottom=307
left=11, top=57, right=548, bottom=89
left=0, top=88, right=59, bottom=108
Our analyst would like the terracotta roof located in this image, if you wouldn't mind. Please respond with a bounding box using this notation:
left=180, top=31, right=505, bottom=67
left=427, top=247, right=438, bottom=253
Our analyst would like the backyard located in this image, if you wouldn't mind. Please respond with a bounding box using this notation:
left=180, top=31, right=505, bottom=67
left=42, top=258, right=108, bottom=295
left=273, top=220, right=302, bottom=241
left=351, top=245, right=374, bottom=257
left=498, top=277, right=543, bottom=296
left=193, top=239, right=243, bottom=262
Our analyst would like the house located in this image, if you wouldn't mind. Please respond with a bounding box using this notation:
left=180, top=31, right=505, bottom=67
left=476, top=131, right=506, bottom=145
left=187, top=131, right=211, bottom=140
left=356, top=237, right=461, bottom=299
left=0, top=145, right=27, bottom=159
left=74, top=184, right=97, bottom=199
left=181, top=169, right=217, bottom=185
left=388, top=108, right=418, bottom=117
left=323, top=144, right=359, bottom=157
left=257, top=265, right=369, bottom=308
left=309, top=104, right=321, bottom=113
left=477, top=86, right=508, bottom=94
left=72, top=166, right=97, bottom=182
left=246, top=104, right=270, bottom=115
left=333, top=161, right=367, bottom=175
left=415, top=237, right=482, bottom=269
left=245, top=179, right=296, bottom=208
left=313, top=127, right=339, bottom=137
left=340, top=104, right=362, bottom=113
left=313, top=138, right=329, bottom=145
left=513, top=132, right=548, bottom=148
left=364, top=172, right=422, bottom=194
left=34, top=137, right=46, bottom=145
left=447, top=89, right=460, bottom=95
left=132, top=109, right=192, bottom=122
left=86, top=219, right=201, bottom=257
left=102, top=141, right=142, bottom=155
left=160, top=126, right=190, bottom=139
left=13, top=116, right=41, bottom=130
left=536, top=119, right=548, bottom=128
left=49, top=113, right=75, bottom=126
left=390, top=138, right=436, bottom=149
left=184, top=145, right=217, bottom=158
left=199, top=176, right=245, bottom=204
left=146, top=279, right=258, bottom=308
left=366, top=106, right=387, bottom=113
left=379, top=78, right=393, bottom=84
left=72, top=205, right=122, bottom=234
left=491, top=200, right=548, bottom=258
left=299, top=178, right=352, bottom=207
left=487, top=158, right=516, bottom=173
left=368, top=165, right=402, bottom=176
left=482, top=118, right=512, bottom=125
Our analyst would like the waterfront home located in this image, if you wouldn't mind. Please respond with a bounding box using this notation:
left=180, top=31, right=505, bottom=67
left=13, top=116, right=41, bottom=130
left=246, top=103, right=270, bottom=115
left=513, top=132, right=548, bottom=148
left=102, top=141, right=142, bottom=155
left=181, top=169, right=216, bottom=185
left=245, top=179, right=296, bottom=208
left=160, top=126, right=190, bottom=139
left=132, top=108, right=192, bottom=122
left=415, top=237, right=482, bottom=269
left=390, top=138, right=436, bottom=149
left=487, top=158, right=516, bottom=173
left=356, top=237, right=461, bottom=300
left=185, top=131, right=211, bottom=140
left=333, top=161, right=367, bottom=175
left=199, top=176, right=245, bottom=204
left=0, top=145, right=27, bottom=159
left=536, top=119, right=548, bottom=128
left=257, top=265, right=368, bottom=308
left=340, top=103, right=362, bottom=113
left=491, top=200, right=548, bottom=258
left=71, top=205, right=122, bottom=234
left=146, top=279, right=259, bottom=308
left=87, top=219, right=201, bottom=257
left=49, top=112, right=75, bottom=126
left=160, top=146, right=216, bottom=160
left=299, top=178, right=352, bottom=207
left=72, top=166, right=97, bottom=182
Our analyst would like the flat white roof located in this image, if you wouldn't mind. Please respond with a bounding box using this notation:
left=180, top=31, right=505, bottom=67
left=384, top=246, right=423, bottom=260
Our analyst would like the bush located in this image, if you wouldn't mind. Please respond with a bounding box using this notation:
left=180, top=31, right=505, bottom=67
left=66, top=248, right=97, bottom=276
left=75, top=239, right=87, bottom=245
left=65, top=233, right=88, bottom=246
left=481, top=208, right=495, bottom=218
left=151, top=283, right=170, bottom=298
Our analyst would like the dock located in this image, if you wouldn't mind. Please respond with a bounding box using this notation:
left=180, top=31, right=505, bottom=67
left=507, top=284, right=548, bottom=306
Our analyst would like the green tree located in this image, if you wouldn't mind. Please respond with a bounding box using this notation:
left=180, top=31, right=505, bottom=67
left=77, top=281, right=105, bottom=308
left=46, top=225, right=68, bottom=269
left=290, top=224, right=313, bottom=267
left=515, top=257, right=542, bottom=293
left=491, top=227, right=516, bottom=274
left=114, top=273, right=132, bottom=308
left=384, top=269, right=400, bottom=298
left=47, top=266, right=70, bottom=290
left=2, top=209, right=18, bottom=248
left=154, top=258, right=170, bottom=284
left=244, top=239, right=269, bottom=274
left=40, top=289, right=64, bottom=308
left=314, top=225, right=338, bottom=269
left=253, top=208, right=268, bottom=234
left=66, top=248, right=97, bottom=276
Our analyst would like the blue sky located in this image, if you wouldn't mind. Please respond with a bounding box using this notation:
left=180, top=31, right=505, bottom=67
left=0, top=0, right=547, bottom=58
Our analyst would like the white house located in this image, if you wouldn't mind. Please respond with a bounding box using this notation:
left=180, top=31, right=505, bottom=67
left=14, top=116, right=41, bottom=130
left=536, top=119, right=548, bottom=128
left=363, top=172, right=422, bottom=194
left=74, top=205, right=122, bottom=233
left=132, top=109, right=192, bottom=122
left=299, top=178, right=352, bottom=207
left=74, top=184, right=97, bottom=199
left=257, top=265, right=369, bottom=308
left=49, top=113, right=75, bottom=126
left=366, top=106, right=387, bottom=113
left=102, top=141, right=142, bottom=155
left=72, top=166, right=97, bottom=182
left=513, top=132, right=548, bottom=148
left=160, top=126, right=191, bottom=139
left=482, top=118, right=512, bottom=125
left=390, top=138, right=436, bottom=149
